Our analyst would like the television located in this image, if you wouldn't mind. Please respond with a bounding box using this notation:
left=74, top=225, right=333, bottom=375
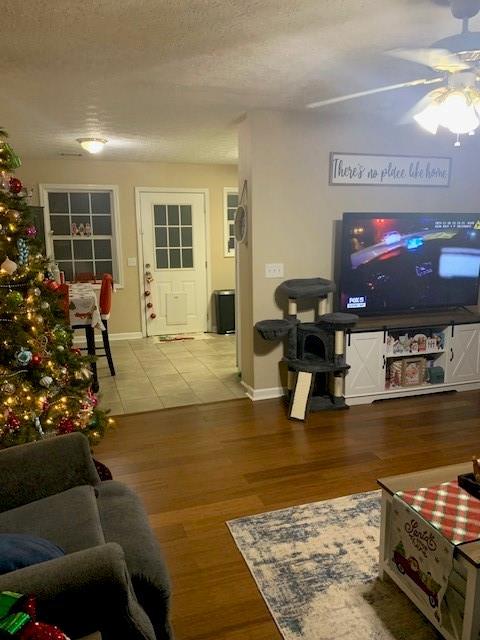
left=338, top=212, right=480, bottom=316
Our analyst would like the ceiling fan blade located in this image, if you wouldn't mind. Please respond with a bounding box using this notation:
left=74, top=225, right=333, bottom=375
left=388, top=48, right=471, bottom=72
left=306, top=77, right=443, bottom=109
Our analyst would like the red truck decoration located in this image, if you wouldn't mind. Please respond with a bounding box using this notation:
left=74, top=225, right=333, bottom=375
left=393, top=541, right=441, bottom=608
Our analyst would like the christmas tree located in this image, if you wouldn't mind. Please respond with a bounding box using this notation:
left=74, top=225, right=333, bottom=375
left=0, top=131, right=111, bottom=448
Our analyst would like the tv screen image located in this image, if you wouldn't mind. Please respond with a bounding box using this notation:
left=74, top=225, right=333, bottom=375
left=339, top=212, right=480, bottom=316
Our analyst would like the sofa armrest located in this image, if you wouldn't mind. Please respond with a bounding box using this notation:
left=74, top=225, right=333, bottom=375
left=0, top=543, right=156, bottom=640
left=0, top=433, right=100, bottom=512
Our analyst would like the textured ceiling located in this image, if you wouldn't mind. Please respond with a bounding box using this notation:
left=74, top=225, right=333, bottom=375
left=2, top=0, right=479, bottom=163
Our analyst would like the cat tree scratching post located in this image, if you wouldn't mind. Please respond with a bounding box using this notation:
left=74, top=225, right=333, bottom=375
left=255, top=278, right=358, bottom=421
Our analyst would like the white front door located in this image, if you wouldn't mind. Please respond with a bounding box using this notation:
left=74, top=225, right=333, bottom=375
left=139, top=190, right=208, bottom=336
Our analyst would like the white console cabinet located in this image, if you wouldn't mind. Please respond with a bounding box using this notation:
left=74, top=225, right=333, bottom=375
left=345, top=315, right=480, bottom=405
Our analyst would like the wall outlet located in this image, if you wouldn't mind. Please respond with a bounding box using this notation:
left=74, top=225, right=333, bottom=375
left=265, top=263, right=284, bottom=278
left=127, top=257, right=137, bottom=267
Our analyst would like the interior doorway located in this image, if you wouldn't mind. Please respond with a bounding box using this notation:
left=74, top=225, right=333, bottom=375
left=137, top=188, right=209, bottom=336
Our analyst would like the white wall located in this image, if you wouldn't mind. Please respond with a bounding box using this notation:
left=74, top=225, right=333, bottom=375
left=239, top=109, right=480, bottom=392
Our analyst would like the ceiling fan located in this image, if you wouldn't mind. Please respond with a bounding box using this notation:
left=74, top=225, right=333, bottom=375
left=306, top=0, right=480, bottom=145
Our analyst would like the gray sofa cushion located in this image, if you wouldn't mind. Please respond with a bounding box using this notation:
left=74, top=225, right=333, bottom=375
left=97, top=481, right=172, bottom=640
left=0, top=486, right=105, bottom=553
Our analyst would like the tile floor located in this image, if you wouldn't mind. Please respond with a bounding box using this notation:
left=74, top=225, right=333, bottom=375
left=95, top=333, right=246, bottom=415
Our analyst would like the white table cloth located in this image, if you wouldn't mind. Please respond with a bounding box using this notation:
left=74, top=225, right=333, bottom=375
left=68, top=283, right=104, bottom=330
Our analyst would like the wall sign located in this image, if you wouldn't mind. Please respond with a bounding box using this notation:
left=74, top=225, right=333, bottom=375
left=329, top=152, right=451, bottom=187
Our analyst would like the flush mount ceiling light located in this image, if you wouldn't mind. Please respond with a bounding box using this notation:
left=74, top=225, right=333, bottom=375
left=76, top=138, right=107, bottom=154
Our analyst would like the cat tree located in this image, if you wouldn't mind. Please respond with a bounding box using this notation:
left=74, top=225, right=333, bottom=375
left=255, top=278, right=358, bottom=420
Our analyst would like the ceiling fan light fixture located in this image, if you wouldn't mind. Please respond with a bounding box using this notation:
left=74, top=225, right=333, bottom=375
left=441, top=92, right=480, bottom=133
left=414, top=102, right=442, bottom=134
left=76, top=138, right=107, bottom=154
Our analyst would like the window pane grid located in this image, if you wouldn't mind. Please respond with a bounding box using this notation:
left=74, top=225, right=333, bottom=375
left=224, top=190, right=238, bottom=256
left=47, top=189, right=115, bottom=282
left=154, top=203, right=193, bottom=270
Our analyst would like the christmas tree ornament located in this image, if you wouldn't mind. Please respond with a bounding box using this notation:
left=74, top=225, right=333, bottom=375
left=34, top=416, right=44, bottom=437
left=1, top=381, right=15, bottom=394
left=39, top=375, right=53, bottom=388
left=25, top=225, right=37, bottom=238
left=7, top=208, right=20, bottom=221
left=57, top=417, right=75, bottom=434
left=5, top=290, right=23, bottom=308
left=75, top=366, right=92, bottom=381
left=56, top=344, right=64, bottom=351
left=0, top=256, right=17, bottom=275
left=30, top=353, right=43, bottom=367
left=9, top=176, right=22, bottom=194
left=17, top=237, right=29, bottom=265
left=16, top=347, right=32, bottom=365
left=5, top=410, right=20, bottom=431
left=40, top=301, right=50, bottom=310
left=33, top=287, right=41, bottom=296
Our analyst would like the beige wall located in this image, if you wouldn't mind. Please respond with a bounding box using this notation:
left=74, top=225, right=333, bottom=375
left=17, top=159, right=238, bottom=334
left=239, top=109, right=480, bottom=391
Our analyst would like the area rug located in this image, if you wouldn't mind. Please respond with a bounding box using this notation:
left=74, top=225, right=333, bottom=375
left=227, top=491, right=438, bottom=640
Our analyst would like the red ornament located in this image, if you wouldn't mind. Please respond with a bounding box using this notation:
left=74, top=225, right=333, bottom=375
left=6, top=410, right=20, bottom=431
left=31, top=353, right=42, bottom=367
left=71, top=347, right=82, bottom=356
left=146, top=302, right=153, bottom=308
left=57, top=417, right=75, bottom=434
left=19, top=620, right=67, bottom=640
left=144, top=290, right=151, bottom=297
left=9, top=177, right=23, bottom=194
left=150, top=313, right=157, bottom=319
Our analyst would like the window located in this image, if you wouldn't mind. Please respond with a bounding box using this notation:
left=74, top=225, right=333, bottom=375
left=40, top=185, right=122, bottom=285
left=154, top=204, right=194, bottom=269
left=224, top=188, right=238, bottom=257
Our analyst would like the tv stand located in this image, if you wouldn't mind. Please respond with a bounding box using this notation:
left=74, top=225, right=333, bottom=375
left=345, top=308, right=480, bottom=404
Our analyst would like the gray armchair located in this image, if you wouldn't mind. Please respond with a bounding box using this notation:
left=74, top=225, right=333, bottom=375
left=0, top=434, right=173, bottom=640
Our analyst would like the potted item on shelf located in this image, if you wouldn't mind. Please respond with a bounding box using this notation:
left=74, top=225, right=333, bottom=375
left=401, top=358, right=426, bottom=387
left=426, top=337, right=437, bottom=351
left=386, top=335, right=395, bottom=354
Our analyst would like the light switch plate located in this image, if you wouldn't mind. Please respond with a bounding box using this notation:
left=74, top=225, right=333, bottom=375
left=265, top=263, right=284, bottom=278
left=127, top=257, right=137, bottom=267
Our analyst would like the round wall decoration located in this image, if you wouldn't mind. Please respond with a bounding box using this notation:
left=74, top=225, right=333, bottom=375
left=234, top=180, right=248, bottom=244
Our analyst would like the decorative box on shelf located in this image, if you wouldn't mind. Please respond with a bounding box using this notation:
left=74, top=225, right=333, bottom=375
left=386, top=328, right=445, bottom=356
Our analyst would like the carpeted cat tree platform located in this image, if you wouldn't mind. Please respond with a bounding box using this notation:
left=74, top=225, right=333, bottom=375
left=255, top=278, right=358, bottom=421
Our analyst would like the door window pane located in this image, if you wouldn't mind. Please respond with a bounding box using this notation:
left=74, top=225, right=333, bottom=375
left=73, top=240, right=93, bottom=260
left=155, top=227, right=167, bottom=247
left=50, top=215, right=71, bottom=235
left=156, top=249, right=168, bottom=269
left=169, top=249, right=181, bottom=268
left=94, top=239, right=112, bottom=259
left=167, top=205, right=179, bottom=225
left=168, top=227, right=180, bottom=247
left=70, top=192, right=90, bottom=214
left=53, top=240, right=72, bottom=260
left=182, top=249, right=193, bottom=268
left=48, top=192, right=68, bottom=213
left=154, top=205, right=166, bottom=226
left=180, top=205, right=191, bottom=225
left=90, top=192, right=111, bottom=214
left=181, top=227, right=192, bottom=247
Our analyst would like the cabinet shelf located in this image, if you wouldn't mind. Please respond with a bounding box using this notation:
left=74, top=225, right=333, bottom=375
left=386, top=349, right=444, bottom=358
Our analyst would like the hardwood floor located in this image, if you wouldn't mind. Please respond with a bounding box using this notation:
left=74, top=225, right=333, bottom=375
left=94, top=390, right=480, bottom=639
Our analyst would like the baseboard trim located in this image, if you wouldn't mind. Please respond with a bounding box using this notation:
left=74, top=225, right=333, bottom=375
left=74, top=331, right=143, bottom=344
left=241, top=382, right=285, bottom=401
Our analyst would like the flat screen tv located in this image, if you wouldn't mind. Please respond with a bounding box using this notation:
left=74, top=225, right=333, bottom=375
left=338, top=212, right=480, bottom=316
